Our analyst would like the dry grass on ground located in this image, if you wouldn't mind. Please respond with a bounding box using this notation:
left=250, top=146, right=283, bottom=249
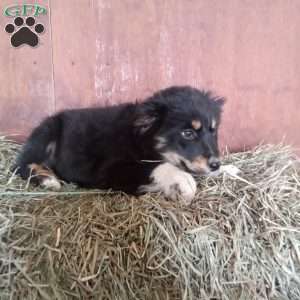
left=0, top=136, right=300, bottom=300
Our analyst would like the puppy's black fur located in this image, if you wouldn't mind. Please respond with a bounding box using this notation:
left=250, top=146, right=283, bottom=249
left=15, top=86, right=224, bottom=194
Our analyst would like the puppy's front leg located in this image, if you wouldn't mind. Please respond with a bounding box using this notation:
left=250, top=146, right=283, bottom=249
left=140, top=162, right=197, bottom=204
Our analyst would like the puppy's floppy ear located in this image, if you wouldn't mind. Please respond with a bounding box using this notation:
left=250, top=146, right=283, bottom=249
left=214, top=97, right=225, bottom=116
left=134, top=101, right=167, bottom=135
left=215, top=97, right=225, bottom=107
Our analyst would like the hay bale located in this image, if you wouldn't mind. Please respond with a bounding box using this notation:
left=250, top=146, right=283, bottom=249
left=0, top=137, right=300, bottom=300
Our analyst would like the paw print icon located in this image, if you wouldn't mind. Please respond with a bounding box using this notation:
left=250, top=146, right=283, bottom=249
left=5, top=17, right=45, bottom=47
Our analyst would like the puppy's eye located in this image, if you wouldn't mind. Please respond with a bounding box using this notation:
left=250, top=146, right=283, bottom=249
left=181, top=129, right=197, bottom=140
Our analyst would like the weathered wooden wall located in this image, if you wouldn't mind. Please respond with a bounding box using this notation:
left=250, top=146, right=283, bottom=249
left=0, top=0, right=300, bottom=153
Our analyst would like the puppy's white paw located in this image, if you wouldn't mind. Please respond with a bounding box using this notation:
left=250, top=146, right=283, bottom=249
left=41, top=177, right=62, bottom=190
left=141, top=163, right=197, bottom=205
left=167, top=171, right=197, bottom=204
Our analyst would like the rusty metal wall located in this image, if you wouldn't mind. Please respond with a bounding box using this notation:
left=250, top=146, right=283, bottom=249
left=0, top=1, right=300, bottom=153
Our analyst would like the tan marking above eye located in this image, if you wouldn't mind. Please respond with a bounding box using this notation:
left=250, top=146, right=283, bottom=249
left=211, top=119, right=216, bottom=129
left=191, top=120, right=202, bottom=130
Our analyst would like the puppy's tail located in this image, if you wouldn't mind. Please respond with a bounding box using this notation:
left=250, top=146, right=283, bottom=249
left=13, top=114, right=62, bottom=180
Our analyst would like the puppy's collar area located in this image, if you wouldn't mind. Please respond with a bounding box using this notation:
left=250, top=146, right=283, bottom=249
left=140, top=159, right=163, bottom=163
left=140, top=158, right=194, bottom=175
left=179, top=159, right=192, bottom=173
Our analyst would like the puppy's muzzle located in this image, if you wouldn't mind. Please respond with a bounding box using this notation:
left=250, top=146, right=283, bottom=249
left=208, top=157, right=221, bottom=171
left=189, top=156, right=221, bottom=174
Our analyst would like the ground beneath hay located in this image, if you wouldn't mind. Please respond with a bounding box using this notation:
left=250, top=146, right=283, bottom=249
left=0, top=137, right=300, bottom=300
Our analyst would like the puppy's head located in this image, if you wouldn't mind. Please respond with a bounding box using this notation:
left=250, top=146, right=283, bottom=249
left=134, top=86, right=224, bottom=175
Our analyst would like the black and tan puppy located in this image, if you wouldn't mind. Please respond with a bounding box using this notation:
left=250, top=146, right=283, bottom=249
left=15, top=86, right=224, bottom=204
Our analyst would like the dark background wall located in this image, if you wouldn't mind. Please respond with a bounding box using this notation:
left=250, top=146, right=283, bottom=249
left=1, top=0, right=300, bottom=153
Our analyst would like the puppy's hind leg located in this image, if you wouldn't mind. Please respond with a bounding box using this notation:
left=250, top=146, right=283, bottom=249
left=14, top=115, right=62, bottom=183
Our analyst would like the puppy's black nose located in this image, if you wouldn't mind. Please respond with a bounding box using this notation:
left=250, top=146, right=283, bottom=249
left=208, top=158, right=220, bottom=171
